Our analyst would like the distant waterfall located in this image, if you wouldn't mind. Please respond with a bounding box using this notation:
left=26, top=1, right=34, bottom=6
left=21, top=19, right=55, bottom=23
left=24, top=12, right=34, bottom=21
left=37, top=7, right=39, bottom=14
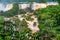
left=0, top=3, right=6, bottom=11
left=0, top=3, right=13, bottom=11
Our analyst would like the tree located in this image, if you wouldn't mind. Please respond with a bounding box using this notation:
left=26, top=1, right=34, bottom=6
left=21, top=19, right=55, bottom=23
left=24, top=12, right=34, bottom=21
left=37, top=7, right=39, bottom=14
left=34, top=5, right=60, bottom=40
left=58, top=0, right=60, bottom=4
left=19, top=9, right=26, bottom=14
left=0, top=36, right=3, bottom=40
left=0, top=3, right=19, bottom=17
left=39, top=0, right=47, bottom=3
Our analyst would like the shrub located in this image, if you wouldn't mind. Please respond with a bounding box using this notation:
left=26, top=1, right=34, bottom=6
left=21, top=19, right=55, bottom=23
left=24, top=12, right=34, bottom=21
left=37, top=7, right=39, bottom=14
left=19, top=9, right=26, bottom=14
left=26, top=14, right=34, bottom=21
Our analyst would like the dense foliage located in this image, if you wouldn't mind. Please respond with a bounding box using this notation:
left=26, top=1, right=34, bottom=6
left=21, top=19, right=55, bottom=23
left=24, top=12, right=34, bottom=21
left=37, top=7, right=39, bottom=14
left=0, top=16, right=31, bottom=40
left=34, top=5, right=60, bottom=40
left=58, top=0, right=60, bottom=4
left=0, top=2, right=60, bottom=40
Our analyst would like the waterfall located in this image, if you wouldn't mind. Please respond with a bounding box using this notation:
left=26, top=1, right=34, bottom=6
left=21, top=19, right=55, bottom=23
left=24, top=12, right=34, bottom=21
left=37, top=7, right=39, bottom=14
left=0, top=3, right=6, bottom=11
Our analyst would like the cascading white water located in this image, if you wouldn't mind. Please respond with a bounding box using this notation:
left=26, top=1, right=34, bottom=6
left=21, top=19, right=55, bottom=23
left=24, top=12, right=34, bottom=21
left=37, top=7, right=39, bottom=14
left=0, top=3, right=6, bottom=11
left=0, top=3, right=13, bottom=11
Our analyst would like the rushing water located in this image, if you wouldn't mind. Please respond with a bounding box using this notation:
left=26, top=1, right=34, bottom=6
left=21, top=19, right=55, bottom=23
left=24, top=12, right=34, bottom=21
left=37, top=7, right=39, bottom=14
left=0, top=0, right=57, bottom=11
left=0, top=3, right=6, bottom=11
